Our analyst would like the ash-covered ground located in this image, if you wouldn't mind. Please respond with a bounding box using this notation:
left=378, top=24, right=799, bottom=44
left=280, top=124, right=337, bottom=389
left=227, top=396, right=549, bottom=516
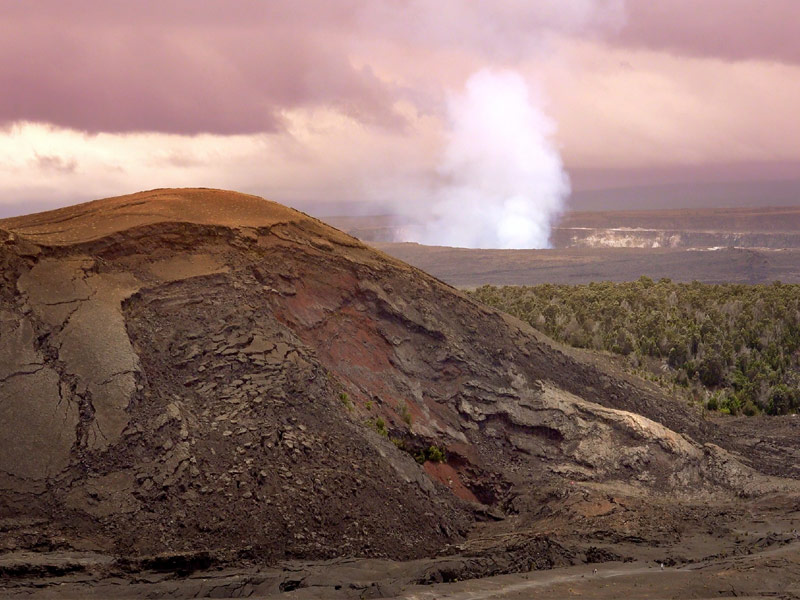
left=0, top=189, right=798, bottom=599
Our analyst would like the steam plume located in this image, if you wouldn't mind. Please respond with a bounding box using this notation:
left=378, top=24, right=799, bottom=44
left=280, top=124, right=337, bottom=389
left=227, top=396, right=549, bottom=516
left=407, top=69, right=570, bottom=249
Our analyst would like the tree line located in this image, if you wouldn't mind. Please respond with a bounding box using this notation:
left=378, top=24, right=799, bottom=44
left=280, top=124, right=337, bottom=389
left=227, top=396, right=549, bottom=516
left=469, top=277, right=800, bottom=415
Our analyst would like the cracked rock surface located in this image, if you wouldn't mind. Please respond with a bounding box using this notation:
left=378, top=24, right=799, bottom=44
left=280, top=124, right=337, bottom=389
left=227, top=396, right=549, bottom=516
left=0, top=189, right=798, bottom=595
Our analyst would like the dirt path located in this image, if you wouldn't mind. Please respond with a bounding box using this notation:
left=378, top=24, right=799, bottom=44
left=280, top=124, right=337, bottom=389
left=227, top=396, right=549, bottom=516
left=1, top=543, right=798, bottom=599
left=391, top=542, right=800, bottom=600
left=396, top=564, right=670, bottom=599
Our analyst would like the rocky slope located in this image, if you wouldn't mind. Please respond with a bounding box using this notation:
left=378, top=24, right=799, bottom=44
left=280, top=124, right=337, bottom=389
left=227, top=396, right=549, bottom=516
left=0, top=189, right=796, bottom=582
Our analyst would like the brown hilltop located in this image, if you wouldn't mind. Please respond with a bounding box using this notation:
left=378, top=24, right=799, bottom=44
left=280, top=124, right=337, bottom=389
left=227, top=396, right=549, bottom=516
left=0, top=189, right=798, bottom=595
left=0, top=188, right=317, bottom=245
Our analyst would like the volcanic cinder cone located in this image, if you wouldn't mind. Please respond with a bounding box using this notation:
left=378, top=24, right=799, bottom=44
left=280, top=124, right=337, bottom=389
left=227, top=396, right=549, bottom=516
left=0, top=189, right=791, bottom=565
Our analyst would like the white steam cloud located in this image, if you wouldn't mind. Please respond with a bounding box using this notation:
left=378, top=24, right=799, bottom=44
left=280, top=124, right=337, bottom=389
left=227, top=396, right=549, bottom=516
left=406, top=69, right=570, bottom=249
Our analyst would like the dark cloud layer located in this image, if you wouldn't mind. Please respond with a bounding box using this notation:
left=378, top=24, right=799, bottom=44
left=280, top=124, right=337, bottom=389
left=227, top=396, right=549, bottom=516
left=618, top=0, right=800, bottom=64
left=0, top=0, right=625, bottom=134
left=0, top=0, right=797, bottom=144
left=0, top=1, right=397, bottom=134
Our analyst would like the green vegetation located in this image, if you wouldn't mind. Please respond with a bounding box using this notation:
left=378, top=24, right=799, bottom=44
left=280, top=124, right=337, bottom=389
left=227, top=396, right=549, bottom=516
left=372, top=417, right=388, bottom=437
left=469, top=278, right=800, bottom=415
left=339, top=392, right=353, bottom=411
left=389, top=437, right=447, bottom=464
left=398, top=402, right=413, bottom=425
left=415, top=445, right=447, bottom=464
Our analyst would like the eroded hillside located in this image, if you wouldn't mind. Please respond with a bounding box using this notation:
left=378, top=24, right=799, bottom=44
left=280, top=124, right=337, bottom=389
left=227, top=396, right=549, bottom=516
left=1, top=189, right=798, bottom=596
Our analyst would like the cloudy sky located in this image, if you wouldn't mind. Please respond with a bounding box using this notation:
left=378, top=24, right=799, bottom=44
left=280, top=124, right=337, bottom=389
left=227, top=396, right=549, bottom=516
left=2, top=0, right=799, bottom=217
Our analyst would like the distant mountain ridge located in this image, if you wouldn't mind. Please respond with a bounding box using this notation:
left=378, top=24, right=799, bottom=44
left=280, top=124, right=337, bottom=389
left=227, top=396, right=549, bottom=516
left=326, top=205, right=800, bottom=250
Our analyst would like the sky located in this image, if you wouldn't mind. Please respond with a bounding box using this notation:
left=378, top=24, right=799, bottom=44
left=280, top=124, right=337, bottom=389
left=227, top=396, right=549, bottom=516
left=1, top=0, right=800, bottom=218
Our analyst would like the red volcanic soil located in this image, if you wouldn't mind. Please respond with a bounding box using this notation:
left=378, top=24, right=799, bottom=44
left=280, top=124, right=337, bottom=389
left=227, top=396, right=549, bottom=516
left=1, top=189, right=798, bottom=598
left=423, top=461, right=481, bottom=504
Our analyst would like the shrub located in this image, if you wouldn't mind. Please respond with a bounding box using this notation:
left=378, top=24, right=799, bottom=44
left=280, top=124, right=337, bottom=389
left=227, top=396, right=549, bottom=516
left=698, top=355, right=726, bottom=387
left=467, top=281, right=800, bottom=416
left=399, top=402, right=413, bottom=425
left=742, top=400, right=759, bottom=416
left=372, top=417, right=388, bottom=437
left=426, top=445, right=447, bottom=463
left=415, top=445, right=447, bottom=464
left=766, top=384, right=799, bottom=415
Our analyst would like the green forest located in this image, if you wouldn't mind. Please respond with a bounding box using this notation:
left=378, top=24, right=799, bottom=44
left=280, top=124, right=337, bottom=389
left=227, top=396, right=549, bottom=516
left=469, top=278, right=800, bottom=416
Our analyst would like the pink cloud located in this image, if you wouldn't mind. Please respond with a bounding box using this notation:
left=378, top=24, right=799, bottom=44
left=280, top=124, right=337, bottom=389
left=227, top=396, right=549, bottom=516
left=617, top=0, right=800, bottom=64
left=2, top=0, right=798, bottom=139
left=0, top=0, right=627, bottom=135
left=1, top=0, right=799, bottom=212
left=0, top=1, right=398, bottom=134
